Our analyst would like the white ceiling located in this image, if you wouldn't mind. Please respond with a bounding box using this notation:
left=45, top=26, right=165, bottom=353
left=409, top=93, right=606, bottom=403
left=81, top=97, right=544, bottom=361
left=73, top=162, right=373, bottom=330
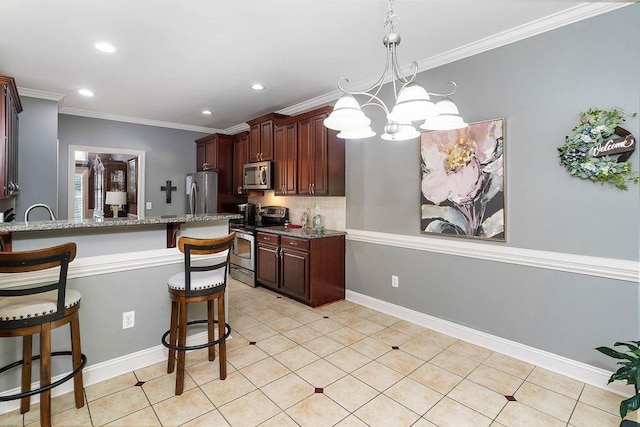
left=0, top=1, right=628, bottom=134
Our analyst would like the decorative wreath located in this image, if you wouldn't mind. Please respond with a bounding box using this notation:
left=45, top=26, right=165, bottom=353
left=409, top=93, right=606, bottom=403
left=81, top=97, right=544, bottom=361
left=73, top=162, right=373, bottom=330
left=558, top=107, right=639, bottom=190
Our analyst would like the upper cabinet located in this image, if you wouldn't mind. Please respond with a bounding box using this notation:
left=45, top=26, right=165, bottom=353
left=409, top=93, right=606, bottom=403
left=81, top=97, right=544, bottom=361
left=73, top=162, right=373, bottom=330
left=196, top=133, right=225, bottom=172
left=0, top=76, right=23, bottom=199
left=273, top=121, right=298, bottom=196
left=274, top=106, right=344, bottom=197
left=195, top=133, right=235, bottom=211
left=246, top=113, right=287, bottom=162
left=232, top=131, right=249, bottom=195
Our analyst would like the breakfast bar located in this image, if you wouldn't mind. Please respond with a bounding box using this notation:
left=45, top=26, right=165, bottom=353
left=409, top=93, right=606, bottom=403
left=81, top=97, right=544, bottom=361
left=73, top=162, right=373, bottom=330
left=0, top=213, right=241, bottom=402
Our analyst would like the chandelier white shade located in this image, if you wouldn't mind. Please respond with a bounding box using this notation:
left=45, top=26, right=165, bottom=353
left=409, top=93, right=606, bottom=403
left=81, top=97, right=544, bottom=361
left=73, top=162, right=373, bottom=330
left=324, top=0, right=467, bottom=141
left=381, top=122, right=420, bottom=141
left=420, top=97, right=468, bottom=131
left=337, top=126, right=376, bottom=139
left=322, top=95, right=372, bottom=131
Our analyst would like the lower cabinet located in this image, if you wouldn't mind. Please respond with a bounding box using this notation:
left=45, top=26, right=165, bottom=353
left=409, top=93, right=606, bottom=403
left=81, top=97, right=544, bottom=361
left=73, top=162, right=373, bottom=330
left=256, top=232, right=345, bottom=307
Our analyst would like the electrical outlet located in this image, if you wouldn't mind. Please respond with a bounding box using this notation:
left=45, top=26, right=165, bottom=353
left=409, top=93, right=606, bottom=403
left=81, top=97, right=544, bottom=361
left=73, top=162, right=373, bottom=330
left=392, top=275, right=399, bottom=288
left=146, top=202, right=152, bottom=210
left=122, top=311, right=135, bottom=329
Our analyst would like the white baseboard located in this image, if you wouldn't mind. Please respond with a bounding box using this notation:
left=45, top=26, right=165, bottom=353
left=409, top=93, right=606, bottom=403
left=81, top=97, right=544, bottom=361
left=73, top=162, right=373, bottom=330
left=0, top=331, right=214, bottom=415
left=345, top=289, right=633, bottom=398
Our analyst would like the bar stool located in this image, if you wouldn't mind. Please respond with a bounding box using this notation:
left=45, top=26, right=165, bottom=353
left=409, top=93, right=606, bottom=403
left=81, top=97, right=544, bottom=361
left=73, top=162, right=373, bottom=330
left=0, top=242, right=86, bottom=427
left=161, top=233, right=234, bottom=395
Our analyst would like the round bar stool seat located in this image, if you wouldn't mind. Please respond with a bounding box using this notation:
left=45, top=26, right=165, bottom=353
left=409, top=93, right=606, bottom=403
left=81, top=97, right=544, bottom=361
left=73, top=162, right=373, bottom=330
left=161, top=233, right=234, bottom=395
left=0, top=242, right=86, bottom=427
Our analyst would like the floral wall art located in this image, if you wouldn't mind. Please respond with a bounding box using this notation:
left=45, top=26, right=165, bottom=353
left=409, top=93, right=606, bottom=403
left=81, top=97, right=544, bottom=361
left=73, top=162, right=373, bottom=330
left=420, top=118, right=505, bottom=241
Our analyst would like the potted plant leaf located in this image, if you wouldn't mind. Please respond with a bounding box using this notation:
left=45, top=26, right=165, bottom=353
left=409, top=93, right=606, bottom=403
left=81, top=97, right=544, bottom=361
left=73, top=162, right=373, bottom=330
left=596, top=341, right=640, bottom=425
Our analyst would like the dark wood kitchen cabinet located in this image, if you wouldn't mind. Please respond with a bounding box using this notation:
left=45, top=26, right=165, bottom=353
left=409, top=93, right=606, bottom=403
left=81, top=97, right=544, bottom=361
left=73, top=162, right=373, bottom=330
left=0, top=76, right=23, bottom=199
left=256, top=231, right=345, bottom=307
left=246, top=113, right=287, bottom=162
left=232, top=131, right=249, bottom=195
left=273, top=121, right=298, bottom=196
left=256, top=232, right=280, bottom=289
left=298, top=106, right=345, bottom=196
left=195, top=133, right=237, bottom=212
left=196, top=133, right=232, bottom=172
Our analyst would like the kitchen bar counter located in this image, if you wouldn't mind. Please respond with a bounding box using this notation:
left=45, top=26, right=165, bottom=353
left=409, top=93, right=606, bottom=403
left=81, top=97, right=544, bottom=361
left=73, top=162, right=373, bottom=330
left=0, top=213, right=242, bottom=251
left=255, top=225, right=346, bottom=239
left=0, top=213, right=241, bottom=233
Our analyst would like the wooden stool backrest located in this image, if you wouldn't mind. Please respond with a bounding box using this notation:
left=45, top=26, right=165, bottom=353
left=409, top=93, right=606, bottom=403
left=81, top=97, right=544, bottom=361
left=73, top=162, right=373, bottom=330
left=178, top=233, right=235, bottom=295
left=0, top=242, right=77, bottom=327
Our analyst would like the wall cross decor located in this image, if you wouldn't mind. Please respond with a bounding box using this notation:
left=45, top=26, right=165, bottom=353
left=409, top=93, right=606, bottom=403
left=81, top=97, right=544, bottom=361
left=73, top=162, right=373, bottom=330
left=161, top=180, right=177, bottom=203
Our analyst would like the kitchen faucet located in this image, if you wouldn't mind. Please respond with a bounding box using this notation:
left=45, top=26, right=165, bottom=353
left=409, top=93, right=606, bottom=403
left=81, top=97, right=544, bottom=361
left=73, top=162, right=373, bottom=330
left=24, top=203, right=56, bottom=222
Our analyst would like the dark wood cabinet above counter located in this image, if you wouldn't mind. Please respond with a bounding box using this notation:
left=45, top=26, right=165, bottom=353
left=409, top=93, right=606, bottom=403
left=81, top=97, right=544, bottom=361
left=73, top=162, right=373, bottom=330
left=0, top=76, right=23, bottom=199
left=274, top=106, right=345, bottom=197
left=247, top=113, right=288, bottom=162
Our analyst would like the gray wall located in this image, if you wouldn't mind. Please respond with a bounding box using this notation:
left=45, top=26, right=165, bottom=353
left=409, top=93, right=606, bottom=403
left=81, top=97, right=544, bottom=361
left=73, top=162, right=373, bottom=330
left=17, top=104, right=208, bottom=221
left=346, top=5, right=639, bottom=370
left=57, top=115, right=208, bottom=219
left=16, top=97, right=59, bottom=220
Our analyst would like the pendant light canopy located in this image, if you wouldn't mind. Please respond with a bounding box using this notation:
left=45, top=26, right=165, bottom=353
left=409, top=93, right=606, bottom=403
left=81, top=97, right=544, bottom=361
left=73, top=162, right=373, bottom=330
left=323, top=0, right=468, bottom=141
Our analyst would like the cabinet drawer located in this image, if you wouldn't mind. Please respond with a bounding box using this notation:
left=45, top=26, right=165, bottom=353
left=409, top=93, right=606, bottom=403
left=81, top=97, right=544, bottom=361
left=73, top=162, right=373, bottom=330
left=257, top=232, right=280, bottom=245
left=281, top=236, right=309, bottom=251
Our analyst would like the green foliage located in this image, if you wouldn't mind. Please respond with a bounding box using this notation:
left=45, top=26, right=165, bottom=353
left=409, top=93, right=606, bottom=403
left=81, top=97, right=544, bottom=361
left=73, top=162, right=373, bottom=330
left=596, top=341, right=640, bottom=418
left=559, top=108, right=639, bottom=190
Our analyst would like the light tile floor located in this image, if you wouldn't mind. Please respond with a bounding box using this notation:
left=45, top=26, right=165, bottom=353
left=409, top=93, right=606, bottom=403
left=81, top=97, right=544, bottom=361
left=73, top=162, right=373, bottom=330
left=1, top=279, right=637, bottom=426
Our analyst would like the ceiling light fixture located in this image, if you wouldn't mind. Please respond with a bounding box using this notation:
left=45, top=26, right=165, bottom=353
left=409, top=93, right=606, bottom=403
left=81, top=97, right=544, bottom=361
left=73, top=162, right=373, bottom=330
left=201, top=110, right=212, bottom=115
left=324, top=0, right=468, bottom=141
left=250, top=83, right=265, bottom=91
left=94, top=42, right=116, bottom=53
left=78, top=89, right=94, bottom=97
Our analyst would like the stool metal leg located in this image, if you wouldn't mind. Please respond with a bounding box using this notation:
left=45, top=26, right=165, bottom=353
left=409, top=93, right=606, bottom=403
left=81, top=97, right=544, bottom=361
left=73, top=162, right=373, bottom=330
left=218, top=293, right=227, bottom=380
left=175, top=300, right=188, bottom=395
left=207, top=300, right=215, bottom=362
left=167, top=300, right=179, bottom=374
left=70, top=314, right=85, bottom=408
left=20, top=335, right=33, bottom=414
left=40, top=323, right=52, bottom=427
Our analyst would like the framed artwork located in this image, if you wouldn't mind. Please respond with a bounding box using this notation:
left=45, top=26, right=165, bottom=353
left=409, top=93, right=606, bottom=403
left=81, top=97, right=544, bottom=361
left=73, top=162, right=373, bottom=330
left=127, top=157, right=137, bottom=203
left=420, top=118, right=505, bottom=241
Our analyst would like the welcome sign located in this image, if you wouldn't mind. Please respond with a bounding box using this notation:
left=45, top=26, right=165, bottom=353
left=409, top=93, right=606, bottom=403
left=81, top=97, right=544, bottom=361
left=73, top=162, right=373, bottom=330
left=590, top=126, right=636, bottom=161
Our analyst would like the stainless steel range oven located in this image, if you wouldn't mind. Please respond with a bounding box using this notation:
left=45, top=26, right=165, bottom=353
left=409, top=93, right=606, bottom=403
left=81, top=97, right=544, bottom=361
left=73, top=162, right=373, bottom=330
left=229, top=227, right=255, bottom=286
left=229, top=206, right=288, bottom=286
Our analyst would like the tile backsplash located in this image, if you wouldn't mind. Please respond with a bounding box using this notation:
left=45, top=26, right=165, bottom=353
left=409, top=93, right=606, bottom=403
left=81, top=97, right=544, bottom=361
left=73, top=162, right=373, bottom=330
left=248, top=192, right=346, bottom=231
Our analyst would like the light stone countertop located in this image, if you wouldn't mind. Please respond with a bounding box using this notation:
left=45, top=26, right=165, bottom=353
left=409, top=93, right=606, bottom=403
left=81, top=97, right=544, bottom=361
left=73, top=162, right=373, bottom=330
left=255, top=225, right=346, bottom=240
left=0, top=213, right=242, bottom=233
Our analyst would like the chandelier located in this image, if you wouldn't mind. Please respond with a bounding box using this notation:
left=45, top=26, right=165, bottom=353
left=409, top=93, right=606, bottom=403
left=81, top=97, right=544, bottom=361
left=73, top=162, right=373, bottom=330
left=323, top=0, right=468, bottom=141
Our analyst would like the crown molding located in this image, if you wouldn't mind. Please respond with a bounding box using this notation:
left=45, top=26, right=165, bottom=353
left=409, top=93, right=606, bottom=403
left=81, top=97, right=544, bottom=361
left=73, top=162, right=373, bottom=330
left=17, top=87, right=65, bottom=103
left=277, top=2, right=631, bottom=113
left=414, top=2, right=630, bottom=73
left=59, top=107, right=219, bottom=134
left=223, top=122, right=250, bottom=135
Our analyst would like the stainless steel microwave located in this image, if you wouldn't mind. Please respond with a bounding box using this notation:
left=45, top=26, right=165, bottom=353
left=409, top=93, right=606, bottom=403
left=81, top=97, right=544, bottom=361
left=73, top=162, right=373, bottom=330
left=243, top=161, right=273, bottom=190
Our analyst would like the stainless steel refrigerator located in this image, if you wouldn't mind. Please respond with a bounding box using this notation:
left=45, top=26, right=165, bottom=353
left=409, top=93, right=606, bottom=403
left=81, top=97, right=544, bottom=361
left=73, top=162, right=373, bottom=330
left=186, top=171, right=218, bottom=215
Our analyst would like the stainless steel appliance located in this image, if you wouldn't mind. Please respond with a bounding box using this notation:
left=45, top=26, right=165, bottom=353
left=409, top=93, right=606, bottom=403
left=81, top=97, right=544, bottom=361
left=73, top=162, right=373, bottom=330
left=229, top=206, right=288, bottom=286
left=243, top=161, right=273, bottom=190
left=186, top=171, right=217, bottom=215
left=237, top=203, right=257, bottom=225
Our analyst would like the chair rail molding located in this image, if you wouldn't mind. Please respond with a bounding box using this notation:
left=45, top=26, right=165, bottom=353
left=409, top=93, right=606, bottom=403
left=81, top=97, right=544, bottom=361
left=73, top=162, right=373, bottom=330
left=346, top=229, right=639, bottom=283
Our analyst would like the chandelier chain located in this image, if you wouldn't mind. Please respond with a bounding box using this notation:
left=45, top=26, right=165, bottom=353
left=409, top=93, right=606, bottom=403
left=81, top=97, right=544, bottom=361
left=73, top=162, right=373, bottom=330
left=383, top=0, right=398, bottom=33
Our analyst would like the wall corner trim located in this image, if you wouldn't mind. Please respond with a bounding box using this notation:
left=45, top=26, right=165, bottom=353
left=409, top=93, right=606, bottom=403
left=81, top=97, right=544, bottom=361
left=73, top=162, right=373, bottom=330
left=345, top=289, right=633, bottom=398
left=345, top=229, right=639, bottom=283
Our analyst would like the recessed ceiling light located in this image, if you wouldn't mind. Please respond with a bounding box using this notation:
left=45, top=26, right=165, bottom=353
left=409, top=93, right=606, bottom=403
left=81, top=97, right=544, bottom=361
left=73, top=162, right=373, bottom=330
left=250, top=83, right=265, bottom=91
left=78, top=89, right=94, bottom=97
left=202, top=110, right=212, bottom=115
left=95, top=42, right=116, bottom=53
